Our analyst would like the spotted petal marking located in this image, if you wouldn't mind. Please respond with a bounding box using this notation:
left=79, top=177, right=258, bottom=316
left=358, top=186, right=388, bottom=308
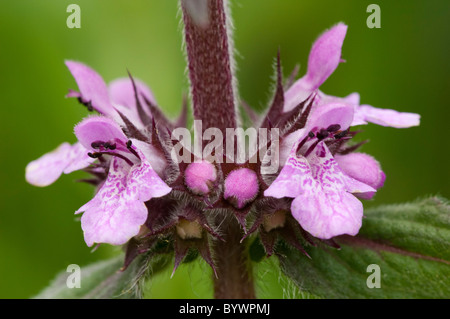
left=125, top=149, right=172, bottom=202
left=77, top=149, right=171, bottom=247
left=77, top=158, right=146, bottom=246
left=291, top=142, right=374, bottom=239
left=265, top=143, right=314, bottom=199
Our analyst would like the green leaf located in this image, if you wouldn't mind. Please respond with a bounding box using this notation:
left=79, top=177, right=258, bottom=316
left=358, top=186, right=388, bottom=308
left=34, top=253, right=170, bottom=299
left=279, top=196, right=450, bottom=298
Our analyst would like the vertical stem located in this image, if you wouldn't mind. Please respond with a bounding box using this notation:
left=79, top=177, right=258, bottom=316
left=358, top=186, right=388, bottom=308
left=181, top=0, right=254, bottom=299
left=212, top=214, right=255, bottom=299
left=181, top=0, right=237, bottom=133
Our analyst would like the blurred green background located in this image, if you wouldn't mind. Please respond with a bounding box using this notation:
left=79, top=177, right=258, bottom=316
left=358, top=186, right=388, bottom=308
left=0, top=0, right=448, bottom=298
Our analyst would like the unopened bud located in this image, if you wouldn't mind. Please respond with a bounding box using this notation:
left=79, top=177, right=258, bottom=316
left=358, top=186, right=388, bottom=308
left=224, top=168, right=259, bottom=209
left=185, top=160, right=217, bottom=195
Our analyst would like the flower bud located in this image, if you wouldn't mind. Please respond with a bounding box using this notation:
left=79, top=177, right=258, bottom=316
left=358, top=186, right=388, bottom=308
left=185, top=160, right=217, bottom=195
left=224, top=168, right=259, bottom=209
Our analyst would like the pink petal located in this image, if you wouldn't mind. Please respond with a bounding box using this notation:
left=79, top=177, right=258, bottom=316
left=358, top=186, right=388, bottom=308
left=342, top=92, right=360, bottom=106
left=292, top=142, right=364, bottom=238
left=284, top=23, right=348, bottom=111
left=125, top=151, right=172, bottom=201
left=306, top=23, right=348, bottom=89
left=76, top=158, right=128, bottom=214
left=65, top=61, right=116, bottom=118
left=317, top=91, right=360, bottom=107
left=343, top=174, right=378, bottom=197
left=265, top=149, right=314, bottom=199
left=350, top=108, right=368, bottom=126
left=335, top=152, right=385, bottom=199
left=308, top=143, right=375, bottom=194
left=81, top=198, right=148, bottom=247
left=113, top=103, right=146, bottom=130
left=306, top=102, right=354, bottom=133
left=74, top=116, right=128, bottom=151
left=280, top=103, right=355, bottom=163
left=108, top=77, right=156, bottom=111
left=108, top=77, right=157, bottom=129
left=129, top=139, right=167, bottom=177
left=279, top=128, right=306, bottom=166
left=77, top=154, right=170, bottom=247
left=316, top=91, right=366, bottom=126
left=77, top=158, right=145, bottom=246
left=26, top=142, right=94, bottom=187
left=283, top=78, right=312, bottom=112
left=291, top=189, right=363, bottom=239
left=64, top=142, right=96, bottom=174
left=354, top=104, right=420, bottom=128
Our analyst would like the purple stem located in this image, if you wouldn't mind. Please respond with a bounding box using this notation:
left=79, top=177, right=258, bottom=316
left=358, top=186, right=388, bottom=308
left=181, top=0, right=254, bottom=299
left=181, top=0, right=237, bottom=133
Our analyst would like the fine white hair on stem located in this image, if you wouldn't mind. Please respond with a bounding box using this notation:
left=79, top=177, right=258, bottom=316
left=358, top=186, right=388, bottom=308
left=224, top=0, right=241, bottom=128
left=179, top=0, right=240, bottom=130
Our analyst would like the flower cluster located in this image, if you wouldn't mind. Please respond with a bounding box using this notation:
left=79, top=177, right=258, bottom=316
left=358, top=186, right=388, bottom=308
left=26, top=18, right=419, bottom=272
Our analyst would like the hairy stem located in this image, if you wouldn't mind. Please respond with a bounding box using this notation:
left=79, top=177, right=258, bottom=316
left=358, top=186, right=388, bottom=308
left=212, top=214, right=255, bottom=299
left=181, top=0, right=237, bottom=133
left=181, top=0, right=253, bottom=298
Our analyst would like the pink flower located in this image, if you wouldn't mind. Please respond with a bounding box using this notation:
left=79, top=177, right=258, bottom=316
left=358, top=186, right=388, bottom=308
left=265, top=104, right=378, bottom=239
left=26, top=7, right=421, bottom=274
left=284, top=23, right=420, bottom=129
left=262, top=23, right=419, bottom=239
left=26, top=62, right=171, bottom=247
left=74, top=116, right=171, bottom=246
